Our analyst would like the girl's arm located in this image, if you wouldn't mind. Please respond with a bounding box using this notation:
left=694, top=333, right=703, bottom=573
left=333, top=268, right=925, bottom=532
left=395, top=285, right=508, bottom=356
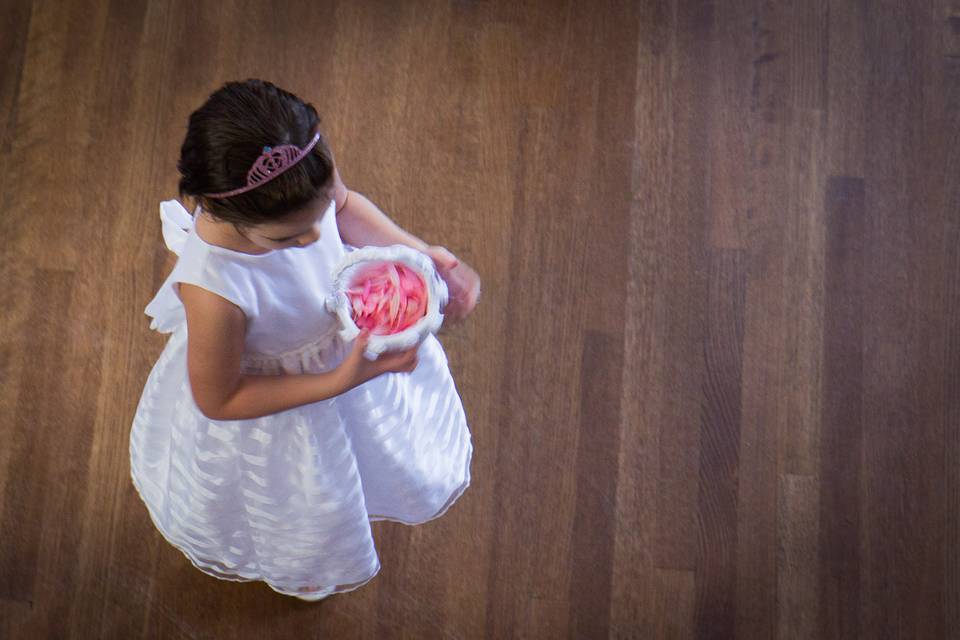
left=182, top=281, right=422, bottom=421
left=331, top=166, right=429, bottom=251
left=329, top=162, right=482, bottom=323
left=220, top=331, right=419, bottom=421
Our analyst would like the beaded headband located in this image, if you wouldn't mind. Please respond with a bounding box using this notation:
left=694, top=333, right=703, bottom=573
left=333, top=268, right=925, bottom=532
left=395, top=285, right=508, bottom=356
left=202, top=131, right=321, bottom=199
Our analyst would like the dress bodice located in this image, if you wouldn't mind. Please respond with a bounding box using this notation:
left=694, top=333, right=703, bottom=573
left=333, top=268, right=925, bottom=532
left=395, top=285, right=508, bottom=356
left=144, top=199, right=346, bottom=363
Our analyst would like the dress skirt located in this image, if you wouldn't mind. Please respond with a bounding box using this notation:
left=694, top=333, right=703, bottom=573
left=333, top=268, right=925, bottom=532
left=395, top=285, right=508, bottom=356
left=129, top=322, right=473, bottom=599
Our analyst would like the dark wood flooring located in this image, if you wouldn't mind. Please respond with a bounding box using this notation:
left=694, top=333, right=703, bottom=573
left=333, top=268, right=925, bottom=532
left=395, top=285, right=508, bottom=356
left=1, top=0, right=958, bottom=638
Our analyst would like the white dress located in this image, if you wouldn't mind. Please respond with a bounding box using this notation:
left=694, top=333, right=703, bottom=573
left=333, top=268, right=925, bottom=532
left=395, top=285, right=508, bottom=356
left=129, top=198, right=473, bottom=600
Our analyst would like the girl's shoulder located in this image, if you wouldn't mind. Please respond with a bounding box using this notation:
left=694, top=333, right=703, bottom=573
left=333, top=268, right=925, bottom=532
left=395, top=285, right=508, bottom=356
left=170, top=235, right=260, bottom=321
left=176, top=281, right=246, bottom=320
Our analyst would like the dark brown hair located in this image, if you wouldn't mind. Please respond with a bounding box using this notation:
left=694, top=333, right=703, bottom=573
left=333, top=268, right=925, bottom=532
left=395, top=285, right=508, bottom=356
left=177, top=79, right=335, bottom=231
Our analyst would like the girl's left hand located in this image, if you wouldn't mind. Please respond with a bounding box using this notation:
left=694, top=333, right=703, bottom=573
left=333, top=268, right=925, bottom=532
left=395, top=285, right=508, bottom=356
left=423, top=245, right=481, bottom=323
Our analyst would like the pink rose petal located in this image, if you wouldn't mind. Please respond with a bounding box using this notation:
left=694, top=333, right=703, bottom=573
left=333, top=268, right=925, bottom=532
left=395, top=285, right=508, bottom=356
left=346, top=260, right=428, bottom=336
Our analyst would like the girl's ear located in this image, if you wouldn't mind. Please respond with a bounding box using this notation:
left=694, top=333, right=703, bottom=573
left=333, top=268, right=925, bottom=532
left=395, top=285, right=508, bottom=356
left=332, top=158, right=349, bottom=214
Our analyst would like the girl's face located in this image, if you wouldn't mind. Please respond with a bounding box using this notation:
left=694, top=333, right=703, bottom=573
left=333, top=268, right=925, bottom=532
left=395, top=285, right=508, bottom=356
left=240, top=193, right=332, bottom=251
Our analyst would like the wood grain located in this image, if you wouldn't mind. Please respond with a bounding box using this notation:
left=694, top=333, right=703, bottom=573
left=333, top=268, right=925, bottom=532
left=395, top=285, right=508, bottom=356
left=1, top=0, right=958, bottom=637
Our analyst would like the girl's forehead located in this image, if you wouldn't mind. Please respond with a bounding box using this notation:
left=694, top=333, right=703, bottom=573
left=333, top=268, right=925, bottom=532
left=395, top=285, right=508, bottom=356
left=256, top=196, right=331, bottom=233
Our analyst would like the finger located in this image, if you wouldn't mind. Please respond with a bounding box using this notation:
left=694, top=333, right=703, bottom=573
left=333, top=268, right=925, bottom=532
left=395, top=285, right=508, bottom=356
left=403, top=351, right=419, bottom=368
left=353, top=336, right=369, bottom=352
left=404, top=354, right=419, bottom=371
left=461, top=283, right=479, bottom=309
left=468, top=290, right=480, bottom=310
left=390, top=351, right=417, bottom=371
left=350, top=333, right=370, bottom=358
left=430, top=246, right=459, bottom=271
left=383, top=351, right=412, bottom=370
left=445, top=302, right=463, bottom=322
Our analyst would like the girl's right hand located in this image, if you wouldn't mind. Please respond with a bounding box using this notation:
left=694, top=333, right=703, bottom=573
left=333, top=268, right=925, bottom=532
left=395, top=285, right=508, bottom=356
left=336, top=329, right=420, bottom=392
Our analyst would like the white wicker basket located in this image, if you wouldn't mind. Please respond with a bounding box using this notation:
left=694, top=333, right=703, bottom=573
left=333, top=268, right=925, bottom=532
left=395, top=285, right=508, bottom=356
left=325, top=244, right=449, bottom=360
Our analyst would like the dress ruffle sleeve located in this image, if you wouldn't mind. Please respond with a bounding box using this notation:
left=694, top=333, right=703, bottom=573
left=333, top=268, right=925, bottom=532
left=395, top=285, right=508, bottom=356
left=144, top=200, right=254, bottom=334
left=144, top=200, right=195, bottom=333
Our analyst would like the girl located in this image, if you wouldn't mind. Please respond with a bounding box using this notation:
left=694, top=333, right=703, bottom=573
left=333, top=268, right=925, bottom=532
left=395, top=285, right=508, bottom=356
left=130, top=79, right=481, bottom=601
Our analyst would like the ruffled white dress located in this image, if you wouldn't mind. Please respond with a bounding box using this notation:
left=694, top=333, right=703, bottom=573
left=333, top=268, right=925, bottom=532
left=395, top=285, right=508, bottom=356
left=129, top=199, right=473, bottom=600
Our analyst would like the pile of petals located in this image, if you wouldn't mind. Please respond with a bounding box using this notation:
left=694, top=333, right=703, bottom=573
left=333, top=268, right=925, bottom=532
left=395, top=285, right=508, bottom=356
left=346, top=261, right=428, bottom=335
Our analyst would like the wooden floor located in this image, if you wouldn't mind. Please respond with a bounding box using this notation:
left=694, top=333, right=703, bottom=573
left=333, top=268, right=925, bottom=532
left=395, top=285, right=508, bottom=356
left=1, top=0, right=958, bottom=637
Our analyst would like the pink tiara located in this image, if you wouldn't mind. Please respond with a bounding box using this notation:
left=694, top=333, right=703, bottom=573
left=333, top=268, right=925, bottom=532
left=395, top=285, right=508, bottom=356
left=202, top=131, right=321, bottom=199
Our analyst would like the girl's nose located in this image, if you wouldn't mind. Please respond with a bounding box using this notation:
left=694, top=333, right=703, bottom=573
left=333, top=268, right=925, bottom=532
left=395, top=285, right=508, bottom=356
left=298, top=224, right=321, bottom=246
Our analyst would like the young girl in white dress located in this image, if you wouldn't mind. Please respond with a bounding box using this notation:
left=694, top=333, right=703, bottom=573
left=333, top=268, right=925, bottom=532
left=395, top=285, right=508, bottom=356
left=129, top=79, right=481, bottom=601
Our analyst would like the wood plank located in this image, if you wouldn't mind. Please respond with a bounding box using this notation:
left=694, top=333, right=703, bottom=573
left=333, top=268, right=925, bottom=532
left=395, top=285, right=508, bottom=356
left=614, top=0, right=672, bottom=632
left=568, top=331, right=623, bottom=638
left=858, top=4, right=949, bottom=637
left=777, top=474, right=819, bottom=640
left=693, top=248, right=745, bottom=640
left=652, top=0, right=711, bottom=575
left=0, top=269, right=74, bottom=605
left=818, top=175, right=865, bottom=640
left=0, top=0, right=955, bottom=636
left=940, top=2, right=960, bottom=633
